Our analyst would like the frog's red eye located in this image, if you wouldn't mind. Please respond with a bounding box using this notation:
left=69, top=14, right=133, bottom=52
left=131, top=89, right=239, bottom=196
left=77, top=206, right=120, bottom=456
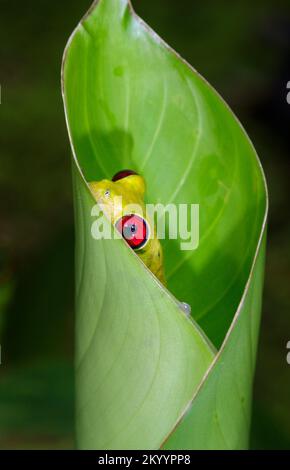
left=115, top=214, right=149, bottom=250
left=112, top=169, right=138, bottom=182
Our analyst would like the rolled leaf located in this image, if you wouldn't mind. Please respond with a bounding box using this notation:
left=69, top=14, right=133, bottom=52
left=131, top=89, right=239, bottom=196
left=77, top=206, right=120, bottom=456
left=62, top=0, right=268, bottom=449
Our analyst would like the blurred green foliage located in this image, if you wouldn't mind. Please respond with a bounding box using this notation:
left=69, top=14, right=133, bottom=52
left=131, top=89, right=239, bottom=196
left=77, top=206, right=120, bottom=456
left=0, top=0, right=289, bottom=449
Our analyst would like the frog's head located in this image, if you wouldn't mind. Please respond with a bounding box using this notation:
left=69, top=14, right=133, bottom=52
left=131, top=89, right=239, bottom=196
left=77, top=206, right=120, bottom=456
left=89, top=170, right=146, bottom=223
left=89, top=170, right=165, bottom=284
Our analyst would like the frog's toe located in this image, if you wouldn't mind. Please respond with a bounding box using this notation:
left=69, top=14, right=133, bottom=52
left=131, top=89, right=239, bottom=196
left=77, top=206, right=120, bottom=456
left=179, top=302, right=191, bottom=317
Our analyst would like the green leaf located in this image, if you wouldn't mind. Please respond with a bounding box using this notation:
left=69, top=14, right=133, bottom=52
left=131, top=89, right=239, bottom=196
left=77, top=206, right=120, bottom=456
left=62, top=0, right=268, bottom=449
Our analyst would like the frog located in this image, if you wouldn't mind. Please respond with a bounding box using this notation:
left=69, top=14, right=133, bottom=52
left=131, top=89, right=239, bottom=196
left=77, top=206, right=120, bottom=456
left=89, top=170, right=165, bottom=285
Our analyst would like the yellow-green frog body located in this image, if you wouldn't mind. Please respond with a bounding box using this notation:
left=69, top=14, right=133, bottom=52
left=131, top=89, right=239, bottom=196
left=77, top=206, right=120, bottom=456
left=89, top=172, right=165, bottom=285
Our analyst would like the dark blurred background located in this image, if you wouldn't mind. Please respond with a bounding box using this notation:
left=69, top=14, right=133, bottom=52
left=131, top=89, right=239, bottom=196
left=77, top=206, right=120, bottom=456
left=0, top=0, right=289, bottom=449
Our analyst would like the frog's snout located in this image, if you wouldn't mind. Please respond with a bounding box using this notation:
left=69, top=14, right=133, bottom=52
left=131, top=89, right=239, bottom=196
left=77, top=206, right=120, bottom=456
left=89, top=180, right=111, bottom=202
